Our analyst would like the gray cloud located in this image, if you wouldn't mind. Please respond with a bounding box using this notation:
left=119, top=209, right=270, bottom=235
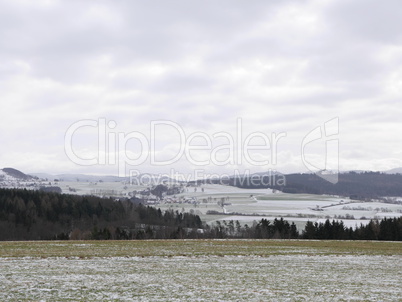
left=0, top=0, right=401, bottom=175
left=325, top=0, right=402, bottom=43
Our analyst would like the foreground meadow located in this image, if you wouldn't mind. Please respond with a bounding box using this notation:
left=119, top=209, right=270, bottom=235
left=0, top=240, right=401, bottom=301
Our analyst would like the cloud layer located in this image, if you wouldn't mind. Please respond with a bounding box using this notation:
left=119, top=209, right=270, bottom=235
left=1, top=0, right=401, bottom=176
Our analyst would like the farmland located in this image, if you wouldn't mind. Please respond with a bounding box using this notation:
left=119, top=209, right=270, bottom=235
left=1, top=240, right=401, bottom=301
left=5, top=173, right=402, bottom=231
left=54, top=181, right=401, bottom=221
left=57, top=181, right=402, bottom=230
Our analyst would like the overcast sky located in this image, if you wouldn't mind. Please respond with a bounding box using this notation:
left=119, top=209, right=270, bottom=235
left=1, top=0, right=401, bottom=177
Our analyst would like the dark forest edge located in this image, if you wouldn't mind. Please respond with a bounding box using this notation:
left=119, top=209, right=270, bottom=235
left=0, top=188, right=401, bottom=241
left=191, top=171, right=402, bottom=200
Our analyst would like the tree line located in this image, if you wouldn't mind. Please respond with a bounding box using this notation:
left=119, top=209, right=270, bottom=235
left=299, top=218, right=402, bottom=241
left=0, top=188, right=202, bottom=240
left=0, top=188, right=401, bottom=241
left=202, top=217, right=401, bottom=241
left=228, top=172, right=402, bottom=200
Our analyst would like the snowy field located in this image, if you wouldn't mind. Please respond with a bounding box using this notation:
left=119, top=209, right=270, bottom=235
left=0, top=240, right=401, bottom=301
left=54, top=181, right=402, bottom=229
left=154, top=184, right=402, bottom=229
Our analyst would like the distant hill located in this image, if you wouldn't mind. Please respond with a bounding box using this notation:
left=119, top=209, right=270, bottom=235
left=0, top=167, right=34, bottom=180
left=8, top=166, right=402, bottom=199
left=188, top=170, right=283, bottom=186
left=29, top=173, right=127, bottom=182
left=385, top=167, right=402, bottom=174
left=229, top=171, right=402, bottom=199
left=29, top=172, right=177, bottom=184
left=57, top=174, right=125, bottom=182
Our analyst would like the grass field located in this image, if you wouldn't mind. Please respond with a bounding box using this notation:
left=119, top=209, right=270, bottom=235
left=1, top=240, right=401, bottom=301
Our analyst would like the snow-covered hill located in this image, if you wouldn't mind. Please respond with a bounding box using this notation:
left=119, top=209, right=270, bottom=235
left=0, top=167, right=35, bottom=181
left=0, top=167, right=38, bottom=189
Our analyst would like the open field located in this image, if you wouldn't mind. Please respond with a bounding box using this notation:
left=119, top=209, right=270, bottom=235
left=1, top=240, right=401, bottom=301
left=19, top=180, right=402, bottom=229
left=53, top=181, right=402, bottom=230
left=154, top=184, right=402, bottom=229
